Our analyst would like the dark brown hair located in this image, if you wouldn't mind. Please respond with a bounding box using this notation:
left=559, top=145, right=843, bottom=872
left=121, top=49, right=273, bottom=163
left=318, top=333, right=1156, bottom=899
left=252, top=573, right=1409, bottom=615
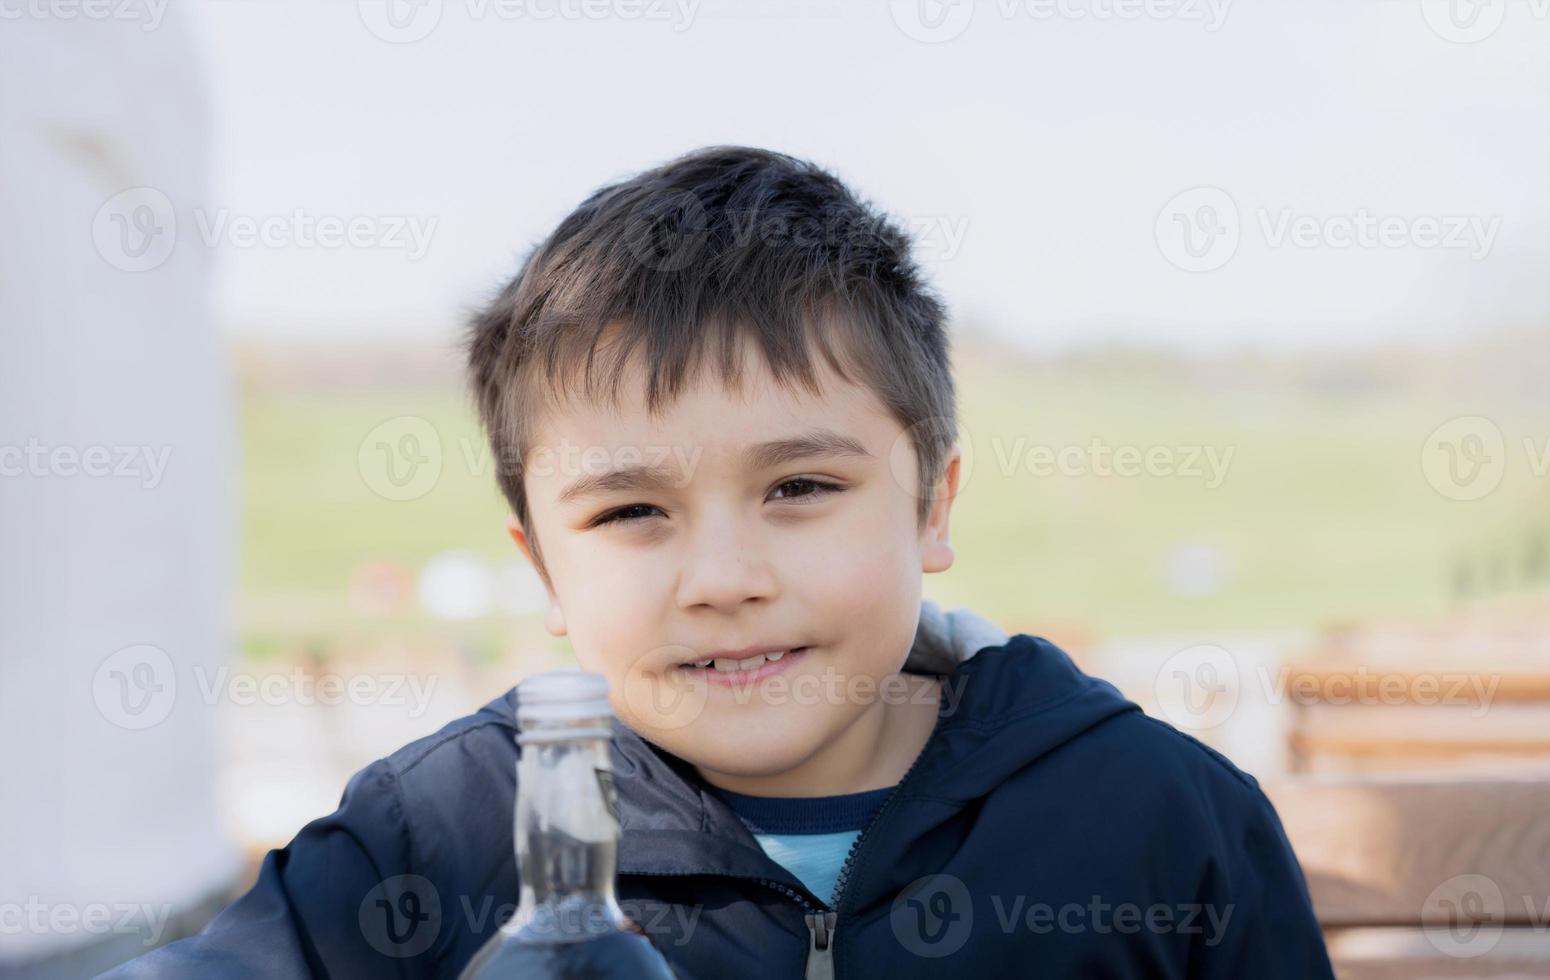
left=465, top=145, right=957, bottom=586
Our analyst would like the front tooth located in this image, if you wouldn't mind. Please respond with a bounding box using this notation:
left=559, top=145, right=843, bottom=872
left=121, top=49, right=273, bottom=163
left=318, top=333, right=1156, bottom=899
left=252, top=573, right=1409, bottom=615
left=737, top=653, right=768, bottom=671
left=713, top=658, right=741, bottom=672
left=765, top=650, right=785, bottom=662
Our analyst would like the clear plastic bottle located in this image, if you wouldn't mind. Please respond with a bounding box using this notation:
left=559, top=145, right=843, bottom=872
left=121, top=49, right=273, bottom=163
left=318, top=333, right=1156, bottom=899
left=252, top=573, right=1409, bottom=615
left=459, top=670, right=678, bottom=979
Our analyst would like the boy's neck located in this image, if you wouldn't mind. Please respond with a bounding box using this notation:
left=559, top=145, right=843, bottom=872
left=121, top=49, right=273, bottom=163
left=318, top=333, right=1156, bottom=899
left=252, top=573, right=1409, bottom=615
left=693, top=673, right=943, bottom=799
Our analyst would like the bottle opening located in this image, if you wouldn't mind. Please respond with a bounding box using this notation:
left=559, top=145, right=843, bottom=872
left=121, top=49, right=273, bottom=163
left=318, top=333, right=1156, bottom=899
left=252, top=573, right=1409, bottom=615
left=516, top=669, right=614, bottom=743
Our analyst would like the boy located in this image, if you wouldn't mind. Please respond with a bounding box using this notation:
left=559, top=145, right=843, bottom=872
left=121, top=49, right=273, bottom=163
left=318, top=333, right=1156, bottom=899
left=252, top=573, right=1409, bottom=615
left=106, top=146, right=1334, bottom=978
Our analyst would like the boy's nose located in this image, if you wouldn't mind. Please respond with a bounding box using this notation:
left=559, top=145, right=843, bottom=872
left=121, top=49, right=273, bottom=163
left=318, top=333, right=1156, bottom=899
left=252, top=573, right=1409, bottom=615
left=674, top=525, right=780, bottom=614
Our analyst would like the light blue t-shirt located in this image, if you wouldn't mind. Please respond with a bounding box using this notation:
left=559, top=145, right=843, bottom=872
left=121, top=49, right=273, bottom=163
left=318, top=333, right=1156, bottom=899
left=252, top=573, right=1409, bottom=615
left=706, top=784, right=896, bottom=906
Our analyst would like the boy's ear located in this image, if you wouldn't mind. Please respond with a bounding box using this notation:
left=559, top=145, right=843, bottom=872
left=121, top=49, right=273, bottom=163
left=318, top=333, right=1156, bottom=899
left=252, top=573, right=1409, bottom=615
left=504, top=513, right=568, bottom=637
left=920, top=444, right=961, bottom=575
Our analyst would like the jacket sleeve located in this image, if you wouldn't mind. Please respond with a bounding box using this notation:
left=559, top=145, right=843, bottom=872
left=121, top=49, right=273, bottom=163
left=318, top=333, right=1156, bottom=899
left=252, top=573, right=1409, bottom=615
left=98, top=758, right=434, bottom=979
left=1191, top=781, right=1336, bottom=979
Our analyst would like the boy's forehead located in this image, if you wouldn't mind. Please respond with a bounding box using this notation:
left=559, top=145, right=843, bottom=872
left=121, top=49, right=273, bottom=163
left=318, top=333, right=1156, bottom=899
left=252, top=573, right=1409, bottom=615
left=526, top=349, right=895, bottom=470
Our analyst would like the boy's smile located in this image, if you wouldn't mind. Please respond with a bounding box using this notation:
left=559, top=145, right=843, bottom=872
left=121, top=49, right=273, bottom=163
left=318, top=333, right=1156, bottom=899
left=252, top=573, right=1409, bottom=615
left=506, top=331, right=960, bottom=798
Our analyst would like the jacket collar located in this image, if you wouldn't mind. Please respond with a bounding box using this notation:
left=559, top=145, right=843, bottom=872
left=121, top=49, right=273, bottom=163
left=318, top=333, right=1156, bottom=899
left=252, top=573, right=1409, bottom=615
left=498, top=601, right=1138, bottom=895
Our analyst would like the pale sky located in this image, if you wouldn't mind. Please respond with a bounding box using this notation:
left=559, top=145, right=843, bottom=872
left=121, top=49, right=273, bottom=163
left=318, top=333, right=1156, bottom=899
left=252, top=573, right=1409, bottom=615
left=186, top=0, right=1550, bottom=352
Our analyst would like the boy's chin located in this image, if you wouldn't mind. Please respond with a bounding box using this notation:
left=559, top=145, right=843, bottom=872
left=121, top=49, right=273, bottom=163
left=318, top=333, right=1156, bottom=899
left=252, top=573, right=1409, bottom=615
left=658, top=723, right=828, bottom=781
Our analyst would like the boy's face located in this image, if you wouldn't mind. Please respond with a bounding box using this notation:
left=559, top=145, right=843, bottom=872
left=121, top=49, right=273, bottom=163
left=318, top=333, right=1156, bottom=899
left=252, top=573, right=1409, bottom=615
left=507, top=339, right=959, bottom=789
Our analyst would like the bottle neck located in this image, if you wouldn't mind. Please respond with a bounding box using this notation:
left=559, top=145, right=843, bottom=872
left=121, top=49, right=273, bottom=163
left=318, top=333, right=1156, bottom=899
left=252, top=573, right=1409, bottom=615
left=510, top=727, right=628, bottom=939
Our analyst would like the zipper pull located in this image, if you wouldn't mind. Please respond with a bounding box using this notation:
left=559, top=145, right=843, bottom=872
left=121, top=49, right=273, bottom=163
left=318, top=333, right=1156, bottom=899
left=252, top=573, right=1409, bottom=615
left=803, top=910, right=838, bottom=980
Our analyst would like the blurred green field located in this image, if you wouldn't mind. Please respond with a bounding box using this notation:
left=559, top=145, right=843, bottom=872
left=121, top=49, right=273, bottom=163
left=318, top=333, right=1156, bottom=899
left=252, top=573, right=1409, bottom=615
left=237, top=334, right=1550, bottom=659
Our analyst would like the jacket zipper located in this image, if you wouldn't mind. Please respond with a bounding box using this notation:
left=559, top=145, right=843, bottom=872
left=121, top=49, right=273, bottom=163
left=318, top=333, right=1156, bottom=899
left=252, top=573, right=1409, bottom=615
left=804, top=678, right=954, bottom=979
left=629, top=677, right=954, bottom=979
left=753, top=878, right=836, bottom=980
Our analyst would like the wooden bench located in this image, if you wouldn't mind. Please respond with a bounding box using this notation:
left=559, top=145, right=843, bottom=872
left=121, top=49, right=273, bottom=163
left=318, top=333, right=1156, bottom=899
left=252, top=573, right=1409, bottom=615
left=1278, top=595, right=1550, bottom=775
left=1266, top=776, right=1550, bottom=979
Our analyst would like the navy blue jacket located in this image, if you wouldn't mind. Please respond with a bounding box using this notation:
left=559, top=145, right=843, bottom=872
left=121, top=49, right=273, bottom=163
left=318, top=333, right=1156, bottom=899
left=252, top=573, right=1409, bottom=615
left=102, top=606, right=1334, bottom=979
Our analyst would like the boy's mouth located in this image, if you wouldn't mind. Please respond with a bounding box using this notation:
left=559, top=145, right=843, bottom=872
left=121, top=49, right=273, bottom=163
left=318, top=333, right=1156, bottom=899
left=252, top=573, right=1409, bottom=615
left=674, top=646, right=810, bottom=684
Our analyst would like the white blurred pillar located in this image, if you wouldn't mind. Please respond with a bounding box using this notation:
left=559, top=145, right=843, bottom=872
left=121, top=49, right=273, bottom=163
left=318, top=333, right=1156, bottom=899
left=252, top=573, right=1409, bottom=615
left=0, top=3, right=241, bottom=973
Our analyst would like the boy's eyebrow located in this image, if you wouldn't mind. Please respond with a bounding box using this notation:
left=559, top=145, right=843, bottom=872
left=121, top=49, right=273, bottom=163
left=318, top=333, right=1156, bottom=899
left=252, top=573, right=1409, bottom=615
left=556, top=428, right=873, bottom=504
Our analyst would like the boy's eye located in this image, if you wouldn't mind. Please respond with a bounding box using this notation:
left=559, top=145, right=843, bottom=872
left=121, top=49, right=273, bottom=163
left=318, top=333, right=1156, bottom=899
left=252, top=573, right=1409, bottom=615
left=589, top=478, right=844, bottom=528
left=769, top=477, right=842, bottom=502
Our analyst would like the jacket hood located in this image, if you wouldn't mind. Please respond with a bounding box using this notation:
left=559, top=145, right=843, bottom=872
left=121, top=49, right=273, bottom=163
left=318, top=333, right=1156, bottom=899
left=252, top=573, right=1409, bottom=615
left=582, top=599, right=1142, bottom=891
